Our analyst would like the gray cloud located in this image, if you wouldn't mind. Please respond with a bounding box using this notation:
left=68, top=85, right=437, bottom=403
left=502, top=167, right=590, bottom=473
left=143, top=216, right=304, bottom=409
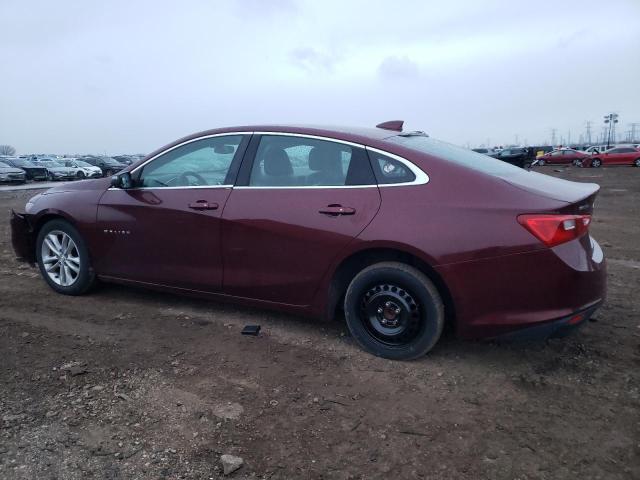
left=378, top=56, right=422, bottom=81
left=0, top=0, right=638, bottom=154
left=289, top=47, right=340, bottom=73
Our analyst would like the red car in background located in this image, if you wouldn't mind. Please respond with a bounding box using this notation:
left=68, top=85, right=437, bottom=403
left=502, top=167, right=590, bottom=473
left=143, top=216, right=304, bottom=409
left=582, top=146, right=640, bottom=167
left=10, top=122, right=606, bottom=360
left=536, top=148, right=589, bottom=166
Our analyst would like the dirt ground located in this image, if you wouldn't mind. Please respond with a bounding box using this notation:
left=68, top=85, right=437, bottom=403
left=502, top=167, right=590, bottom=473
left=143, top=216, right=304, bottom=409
left=1, top=166, right=638, bottom=479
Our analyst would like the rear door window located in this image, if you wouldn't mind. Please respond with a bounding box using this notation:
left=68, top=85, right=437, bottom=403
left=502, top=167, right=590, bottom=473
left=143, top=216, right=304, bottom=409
left=248, top=135, right=374, bottom=187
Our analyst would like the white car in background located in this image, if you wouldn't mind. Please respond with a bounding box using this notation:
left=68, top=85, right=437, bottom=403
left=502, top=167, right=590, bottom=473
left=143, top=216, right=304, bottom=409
left=61, top=159, right=103, bottom=178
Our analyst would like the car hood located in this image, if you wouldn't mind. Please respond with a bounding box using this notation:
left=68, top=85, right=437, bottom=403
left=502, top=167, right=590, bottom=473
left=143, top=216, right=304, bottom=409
left=42, top=177, right=111, bottom=195
left=499, top=169, right=599, bottom=204
left=45, top=166, right=74, bottom=173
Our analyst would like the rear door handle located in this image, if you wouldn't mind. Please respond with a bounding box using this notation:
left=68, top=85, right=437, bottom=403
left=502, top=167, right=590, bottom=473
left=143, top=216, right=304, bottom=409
left=318, top=204, right=356, bottom=216
left=188, top=201, right=219, bottom=210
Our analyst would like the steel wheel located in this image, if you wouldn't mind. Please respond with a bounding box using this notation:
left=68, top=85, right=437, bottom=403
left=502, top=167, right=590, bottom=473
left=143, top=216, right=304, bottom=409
left=41, top=230, right=81, bottom=287
left=360, top=283, right=424, bottom=346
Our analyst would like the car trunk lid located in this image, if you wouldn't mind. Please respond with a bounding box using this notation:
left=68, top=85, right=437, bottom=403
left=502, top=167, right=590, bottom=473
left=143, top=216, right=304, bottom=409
left=499, top=170, right=599, bottom=213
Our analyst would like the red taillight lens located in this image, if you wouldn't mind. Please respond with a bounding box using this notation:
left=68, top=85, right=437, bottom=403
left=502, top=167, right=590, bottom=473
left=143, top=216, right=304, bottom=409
left=517, top=214, right=591, bottom=247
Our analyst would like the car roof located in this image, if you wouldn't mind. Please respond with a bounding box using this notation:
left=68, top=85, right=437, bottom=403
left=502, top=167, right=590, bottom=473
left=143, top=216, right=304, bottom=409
left=144, top=124, right=405, bottom=161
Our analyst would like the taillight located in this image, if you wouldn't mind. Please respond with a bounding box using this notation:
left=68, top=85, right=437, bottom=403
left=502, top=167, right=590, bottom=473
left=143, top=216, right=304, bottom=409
left=517, top=214, right=591, bottom=247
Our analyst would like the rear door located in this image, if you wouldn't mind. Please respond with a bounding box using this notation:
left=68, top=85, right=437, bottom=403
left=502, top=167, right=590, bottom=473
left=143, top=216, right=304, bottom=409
left=95, top=134, right=249, bottom=292
left=221, top=134, right=381, bottom=306
left=615, top=147, right=637, bottom=165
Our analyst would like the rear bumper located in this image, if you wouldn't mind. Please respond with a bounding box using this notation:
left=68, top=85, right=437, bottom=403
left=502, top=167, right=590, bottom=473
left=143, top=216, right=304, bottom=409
left=437, top=235, right=606, bottom=339
left=10, top=210, right=36, bottom=264
left=491, top=301, right=601, bottom=342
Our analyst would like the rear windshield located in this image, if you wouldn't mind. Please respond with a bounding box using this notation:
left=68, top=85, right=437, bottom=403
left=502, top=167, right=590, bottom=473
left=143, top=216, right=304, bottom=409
left=386, top=135, right=525, bottom=177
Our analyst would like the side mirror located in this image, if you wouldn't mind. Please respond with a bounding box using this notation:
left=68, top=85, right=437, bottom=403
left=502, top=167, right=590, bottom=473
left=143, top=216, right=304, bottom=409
left=110, top=172, right=133, bottom=189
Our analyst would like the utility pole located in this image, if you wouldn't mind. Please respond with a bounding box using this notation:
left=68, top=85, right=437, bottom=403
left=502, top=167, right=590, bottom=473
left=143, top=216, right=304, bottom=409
left=550, top=128, right=557, bottom=146
left=630, top=123, right=639, bottom=143
left=604, top=113, right=619, bottom=148
left=567, top=129, right=571, bottom=146
left=585, top=121, right=592, bottom=145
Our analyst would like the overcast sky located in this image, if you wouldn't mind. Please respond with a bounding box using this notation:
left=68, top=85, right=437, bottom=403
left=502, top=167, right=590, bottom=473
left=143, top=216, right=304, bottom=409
left=1, top=0, right=639, bottom=154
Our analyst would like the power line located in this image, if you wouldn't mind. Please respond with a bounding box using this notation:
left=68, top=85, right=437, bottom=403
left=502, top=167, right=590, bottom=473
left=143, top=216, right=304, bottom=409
left=585, top=121, right=592, bottom=145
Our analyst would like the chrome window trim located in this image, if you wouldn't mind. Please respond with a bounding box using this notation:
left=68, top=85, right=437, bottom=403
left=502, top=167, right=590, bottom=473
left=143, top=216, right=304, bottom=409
left=234, top=185, right=378, bottom=190
left=107, top=185, right=233, bottom=192
left=242, top=132, right=429, bottom=189
left=109, top=130, right=429, bottom=191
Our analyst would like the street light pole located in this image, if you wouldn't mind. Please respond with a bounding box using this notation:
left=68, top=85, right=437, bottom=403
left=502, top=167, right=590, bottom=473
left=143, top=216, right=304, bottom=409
left=603, top=113, right=619, bottom=149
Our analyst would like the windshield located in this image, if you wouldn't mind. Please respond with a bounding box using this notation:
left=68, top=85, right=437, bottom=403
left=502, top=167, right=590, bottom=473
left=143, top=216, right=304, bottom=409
left=386, top=135, right=526, bottom=177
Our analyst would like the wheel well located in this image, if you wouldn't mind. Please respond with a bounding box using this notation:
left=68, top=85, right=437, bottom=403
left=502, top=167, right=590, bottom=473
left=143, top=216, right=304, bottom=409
left=327, top=248, right=456, bottom=332
left=33, top=214, right=70, bottom=239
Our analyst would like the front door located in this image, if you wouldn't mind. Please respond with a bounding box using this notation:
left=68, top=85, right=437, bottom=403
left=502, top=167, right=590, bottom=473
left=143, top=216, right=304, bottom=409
left=221, top=134, right=381, bottom=306
left=94, top=134, right=249, bottom=292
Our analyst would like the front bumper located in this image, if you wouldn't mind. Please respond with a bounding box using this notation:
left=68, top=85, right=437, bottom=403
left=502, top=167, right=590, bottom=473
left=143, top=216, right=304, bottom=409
left=10, top=210, right=36, bottom=264
left=0, top=175, right=26, bottom=183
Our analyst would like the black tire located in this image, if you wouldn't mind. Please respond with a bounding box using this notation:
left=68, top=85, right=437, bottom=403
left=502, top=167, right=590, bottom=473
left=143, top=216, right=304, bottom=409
left=591, top=158, right=602, bottom=168
left=76, top=171, right=85, bottom=179
left=36, top=219, right=95, bottom=295
left=344, top=262, right=445, bottom=360
left=634, top=158, right=640, bottom=167
left=538, top=159, right=545, bottom=166
left=47, top=172, right=54, bottom=181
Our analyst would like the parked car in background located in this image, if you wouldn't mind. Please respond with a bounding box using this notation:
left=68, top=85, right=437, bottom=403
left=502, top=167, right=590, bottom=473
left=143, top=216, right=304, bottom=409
left=61, top=159, right=103, bottom=178
left=536, top=148, right=589, bottom=166
left=494, top=147, right=533, bottom=168
left=0, top=161, right=27, bottom=183
left=31, top=159, right=77, bottom=181
left=0, top=157, right=48, bottom=181
left=471, top=148, right=501, bottom=158
left=79, top=156, right=126, bottom=176
left=112, top=155, right=142, bottom=166
left=10, top=122, right=606, bottom=360
left=471, top=148, right=492, bottom=155
left=584, top=146, right=611, bottom=155
left=582, top=146, right=640, bottom=167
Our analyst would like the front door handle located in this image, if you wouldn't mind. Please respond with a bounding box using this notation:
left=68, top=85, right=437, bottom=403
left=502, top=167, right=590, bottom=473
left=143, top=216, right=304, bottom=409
left=188, top=201, right=219, bottom=210
left=318, top=204, right=356, bottom=216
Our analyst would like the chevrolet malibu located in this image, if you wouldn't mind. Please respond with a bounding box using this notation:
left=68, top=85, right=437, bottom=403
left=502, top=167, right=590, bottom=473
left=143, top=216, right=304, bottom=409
left=10, top=122, right=606, bottom=360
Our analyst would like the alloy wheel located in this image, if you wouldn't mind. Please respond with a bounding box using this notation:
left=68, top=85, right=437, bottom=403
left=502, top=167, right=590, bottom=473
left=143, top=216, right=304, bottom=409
left=41, top=230, right=81, bottom=286
left=360, top=283, right=423, bottom=346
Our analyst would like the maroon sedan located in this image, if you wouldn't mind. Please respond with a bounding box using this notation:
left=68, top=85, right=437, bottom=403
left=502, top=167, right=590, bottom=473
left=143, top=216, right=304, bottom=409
left=536, top=148, right=588, bottom=166
left=582, top=146, right=640, bottom=168
left=10, top=123, right=606, bottom=360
